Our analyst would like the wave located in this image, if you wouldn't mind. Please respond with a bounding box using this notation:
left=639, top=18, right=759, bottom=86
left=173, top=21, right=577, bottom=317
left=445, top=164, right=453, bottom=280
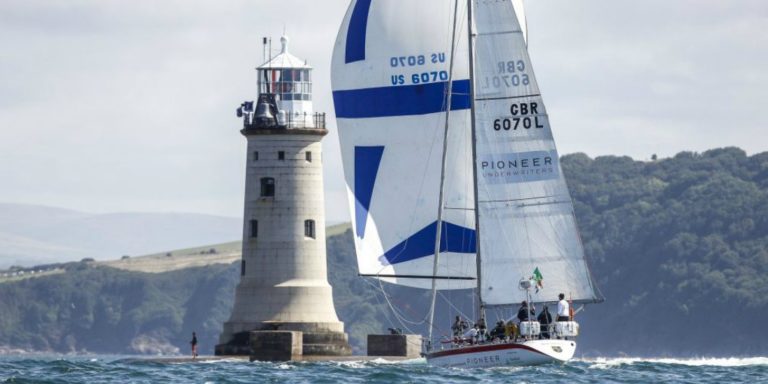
left=581, top=356, right=768, bottom=369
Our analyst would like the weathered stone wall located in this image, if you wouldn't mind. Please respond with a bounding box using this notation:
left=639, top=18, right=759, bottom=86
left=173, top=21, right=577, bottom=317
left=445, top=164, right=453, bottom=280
left=218, top=129, right=349, bottom=357
left=367, top=334, right=423, bottom=358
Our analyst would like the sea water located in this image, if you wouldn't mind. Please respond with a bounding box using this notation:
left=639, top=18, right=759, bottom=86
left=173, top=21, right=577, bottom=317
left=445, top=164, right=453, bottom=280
left=0, top=356, right=766, bottom=383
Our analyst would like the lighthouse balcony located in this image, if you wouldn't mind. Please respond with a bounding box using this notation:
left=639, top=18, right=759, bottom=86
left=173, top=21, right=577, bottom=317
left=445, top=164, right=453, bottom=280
left=280, top=111, right=326, bottom=130
left=238, top=94, right=327, bottom=134
left=241, top=111, right=327, bottom=134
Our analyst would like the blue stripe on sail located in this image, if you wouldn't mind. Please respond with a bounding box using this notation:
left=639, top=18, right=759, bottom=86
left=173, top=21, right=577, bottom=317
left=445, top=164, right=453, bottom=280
left=354, top=146, right=385, bottom=238
left=379, top=221, right=476, bottom=265
left=345, top=0, right=373, bottom=63
left=333, top=80, right=471, bottom=118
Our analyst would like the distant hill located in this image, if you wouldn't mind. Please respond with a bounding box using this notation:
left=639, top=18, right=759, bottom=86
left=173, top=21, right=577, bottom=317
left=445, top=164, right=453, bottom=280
left=0, top=204, right=241, bottom=268
left=0, top=148, right=766, bottom=357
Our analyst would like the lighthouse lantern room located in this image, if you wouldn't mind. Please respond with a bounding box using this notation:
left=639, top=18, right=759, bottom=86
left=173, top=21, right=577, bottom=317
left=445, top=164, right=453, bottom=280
left=238, top=35, right=323, bottom=130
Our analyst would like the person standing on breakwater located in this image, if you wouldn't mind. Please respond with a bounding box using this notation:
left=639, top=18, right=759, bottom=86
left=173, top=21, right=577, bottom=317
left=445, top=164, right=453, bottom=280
left=190, top=332, right=198, bottom=358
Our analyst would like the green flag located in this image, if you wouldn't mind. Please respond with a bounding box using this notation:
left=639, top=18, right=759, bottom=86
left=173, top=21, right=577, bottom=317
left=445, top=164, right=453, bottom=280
left=533, top=267, right=543, bottom=291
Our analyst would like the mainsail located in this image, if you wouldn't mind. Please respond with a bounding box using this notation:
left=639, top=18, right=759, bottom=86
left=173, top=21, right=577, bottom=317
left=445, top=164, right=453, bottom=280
left=471, top=1, right=599, bottom=305
left=331, top=0, right=476, bottom=289
left=512, top=0, right=527, bottom=43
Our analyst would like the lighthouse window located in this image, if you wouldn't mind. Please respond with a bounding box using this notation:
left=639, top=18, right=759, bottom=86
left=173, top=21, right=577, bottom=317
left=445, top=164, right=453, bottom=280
left=250, top=220, right=258, bottom=238
left=278, top=151, right=285, bottom=160
left=305, top=151, right=312, bottom=162
left=241, top=260, right=246, bottom=276
left=253, top=151, right=259, bottom=161
left=304, top=220, right=316, bottom=239
left=260, top=178, right=275, bottom=197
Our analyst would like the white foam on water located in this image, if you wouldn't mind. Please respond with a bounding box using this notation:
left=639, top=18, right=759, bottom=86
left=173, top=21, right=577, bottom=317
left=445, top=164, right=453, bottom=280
left=398, top=357, right=427, bottom=365
left=365, top=358, right=399, bottom=365
left=198, top=358, right=245, bottom=365
left=325, top=359, right=402, bottom=368
left=332, top=360, right=368, bottom=369
left=582, top=357, right=768, bottom=369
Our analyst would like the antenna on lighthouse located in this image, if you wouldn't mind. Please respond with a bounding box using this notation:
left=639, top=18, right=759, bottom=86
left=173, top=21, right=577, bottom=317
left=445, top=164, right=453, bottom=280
left=262, top=37, right=267, bottom=65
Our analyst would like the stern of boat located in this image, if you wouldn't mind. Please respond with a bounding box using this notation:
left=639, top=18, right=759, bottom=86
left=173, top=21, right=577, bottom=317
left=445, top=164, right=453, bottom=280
left=523, top=339, right=576, bottom=363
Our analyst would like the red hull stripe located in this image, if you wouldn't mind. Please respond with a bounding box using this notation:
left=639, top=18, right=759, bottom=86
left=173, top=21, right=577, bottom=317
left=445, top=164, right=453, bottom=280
left=426, top=342, right=548, bottom=359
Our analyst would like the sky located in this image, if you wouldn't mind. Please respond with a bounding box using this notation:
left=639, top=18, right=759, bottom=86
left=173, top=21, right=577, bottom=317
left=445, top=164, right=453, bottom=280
left=0, top=0, right=766, bottom=223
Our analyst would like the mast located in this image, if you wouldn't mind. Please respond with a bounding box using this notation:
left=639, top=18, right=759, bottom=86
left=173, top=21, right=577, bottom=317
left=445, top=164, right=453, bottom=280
left=426, top=0, right=462, bottom=348
left=466, top=0, right=484, bottom=320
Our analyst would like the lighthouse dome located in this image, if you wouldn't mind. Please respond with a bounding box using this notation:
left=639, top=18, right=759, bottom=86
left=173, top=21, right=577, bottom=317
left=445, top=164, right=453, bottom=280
left=257, top=35, right=312, bottom=70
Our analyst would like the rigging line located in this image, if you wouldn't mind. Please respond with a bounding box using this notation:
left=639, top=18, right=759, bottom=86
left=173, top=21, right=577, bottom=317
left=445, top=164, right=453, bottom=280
left=360, top=274, right=475, bottom=280
left=371, top=279, right=426, bottom=328
left=431, top=291, right=472, bottom=339
left=362, top=277, right=406, bottom=326
left=466, top=0, right=485, bottom=323
left=477, top=195, right=569, bottom=203
left=367, top=276, right=402, bottom=332
left=476, top=30, right=523, bottom=37
left=475, top=93, right=541, bottom=101
left=518, top=200, right=572, bottom=208
left=427, top=0, right=462, bottom=347
left=362, top=277, right=423, bottom=331
left=436, top=290, right=473, bottom=321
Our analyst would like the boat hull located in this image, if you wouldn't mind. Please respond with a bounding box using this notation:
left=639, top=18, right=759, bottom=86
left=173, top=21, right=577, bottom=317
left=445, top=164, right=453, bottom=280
left=425, top=339, right=576, bottom=368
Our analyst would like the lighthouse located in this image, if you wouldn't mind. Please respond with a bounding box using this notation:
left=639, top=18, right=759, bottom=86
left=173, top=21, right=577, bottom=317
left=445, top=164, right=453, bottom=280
left=216, top=36, right=351, bottom=357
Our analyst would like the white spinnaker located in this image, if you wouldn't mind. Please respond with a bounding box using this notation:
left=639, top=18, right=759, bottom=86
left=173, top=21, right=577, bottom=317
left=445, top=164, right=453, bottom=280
left=472, top=1, right=599, bottom=304
left=331, top=0, right=476, bottom=289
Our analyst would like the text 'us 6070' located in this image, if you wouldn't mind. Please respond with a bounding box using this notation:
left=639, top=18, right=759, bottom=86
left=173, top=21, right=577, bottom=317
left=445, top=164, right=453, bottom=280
left=388, top=52, right=449, bottom=86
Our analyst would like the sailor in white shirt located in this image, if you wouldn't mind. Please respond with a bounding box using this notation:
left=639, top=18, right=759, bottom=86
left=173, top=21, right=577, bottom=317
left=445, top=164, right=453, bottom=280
left=464, top=325, right=479, bottom=344
left=556, top=293, right=570, bottom=321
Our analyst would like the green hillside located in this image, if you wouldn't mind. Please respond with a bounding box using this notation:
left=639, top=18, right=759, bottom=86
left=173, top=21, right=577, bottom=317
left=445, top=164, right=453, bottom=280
left=0, top=148, right=766, bottom=356
left=568, top=147, right=768, bottom=356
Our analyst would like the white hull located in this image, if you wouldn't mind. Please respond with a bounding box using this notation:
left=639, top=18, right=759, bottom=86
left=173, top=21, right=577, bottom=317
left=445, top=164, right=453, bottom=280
left=425, top=339, right=576, bottom=368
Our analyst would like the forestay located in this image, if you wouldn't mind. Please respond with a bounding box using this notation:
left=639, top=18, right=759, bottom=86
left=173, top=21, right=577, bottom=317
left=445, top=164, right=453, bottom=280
left=471, top=0, right=599, bottom=305
left=331, top=0, right=476, bottom=289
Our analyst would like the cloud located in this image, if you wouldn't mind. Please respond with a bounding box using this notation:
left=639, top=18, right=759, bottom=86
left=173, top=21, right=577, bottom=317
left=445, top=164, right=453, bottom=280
left=526, top=0, right=768, bottom=158
left=0, top=0, right=765, bottom=221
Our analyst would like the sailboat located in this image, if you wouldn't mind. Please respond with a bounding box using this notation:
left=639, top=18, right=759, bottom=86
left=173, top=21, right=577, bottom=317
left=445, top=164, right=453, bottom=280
left=331, top=0, right=602, bottom=367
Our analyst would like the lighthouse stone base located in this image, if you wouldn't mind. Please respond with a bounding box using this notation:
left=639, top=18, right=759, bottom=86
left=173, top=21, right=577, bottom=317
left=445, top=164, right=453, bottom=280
left=215, top=321, right=351, bottom=357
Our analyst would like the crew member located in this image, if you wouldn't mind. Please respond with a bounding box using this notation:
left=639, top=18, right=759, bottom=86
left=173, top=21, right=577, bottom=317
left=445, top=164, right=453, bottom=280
left=452, top=315, right=468, bottom=337
left=490, top=321, right=505, bottom=341
left=476, top=316, right=487, bottom=341
left=504, top=320, right=518, bottom=342
left=557, top=293, right=570, bottom=321
left=517, top=301, right=535, bottom=322
left=537, top=306, right=552, bottom=339
left=464, top=325, right=479, bottom=345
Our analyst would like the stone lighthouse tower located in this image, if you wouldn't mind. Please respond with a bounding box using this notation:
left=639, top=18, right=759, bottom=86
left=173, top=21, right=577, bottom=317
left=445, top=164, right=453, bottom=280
left=216, top=36, right=351, bottom=357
